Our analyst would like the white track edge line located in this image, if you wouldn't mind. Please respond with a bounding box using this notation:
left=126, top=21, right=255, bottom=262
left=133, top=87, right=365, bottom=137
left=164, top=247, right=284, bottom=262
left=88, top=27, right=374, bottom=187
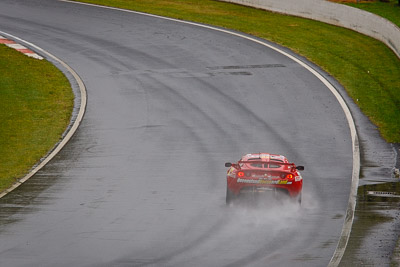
left=0, top=30, right=87, bottom=199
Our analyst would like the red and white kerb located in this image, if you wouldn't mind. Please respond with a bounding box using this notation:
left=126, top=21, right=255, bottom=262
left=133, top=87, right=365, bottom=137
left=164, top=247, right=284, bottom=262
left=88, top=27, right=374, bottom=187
left=0, top=35, right=43, bottom=60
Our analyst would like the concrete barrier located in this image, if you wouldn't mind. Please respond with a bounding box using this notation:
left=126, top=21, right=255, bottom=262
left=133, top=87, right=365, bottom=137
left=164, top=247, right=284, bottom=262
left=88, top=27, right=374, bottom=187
left=219, top=0, right=400, bottom=59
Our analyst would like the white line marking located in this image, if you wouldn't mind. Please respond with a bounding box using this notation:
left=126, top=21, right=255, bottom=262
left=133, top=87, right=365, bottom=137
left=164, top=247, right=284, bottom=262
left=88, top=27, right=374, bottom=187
left=0, top=31, right=87, bottom=199
left=25, top=53, right=44, bottom=60
left=6, top=43, right=27, bottom=50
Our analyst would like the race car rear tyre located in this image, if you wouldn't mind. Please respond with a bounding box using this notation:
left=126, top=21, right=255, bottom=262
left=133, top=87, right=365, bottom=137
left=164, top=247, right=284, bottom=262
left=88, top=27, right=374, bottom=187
left=226, top=188, right=235, bottom=205
left=290, top=193, right=302, bottom=205
left=297, top=193, right=302, bottom=205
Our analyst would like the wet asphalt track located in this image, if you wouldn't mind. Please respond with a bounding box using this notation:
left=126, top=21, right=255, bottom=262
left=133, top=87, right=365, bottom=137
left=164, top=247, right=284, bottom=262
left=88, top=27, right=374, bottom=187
left=0, top=0, right=354, bottom=266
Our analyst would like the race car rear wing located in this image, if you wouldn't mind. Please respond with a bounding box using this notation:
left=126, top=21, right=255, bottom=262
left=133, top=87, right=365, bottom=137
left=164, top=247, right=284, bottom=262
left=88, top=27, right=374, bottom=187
left=225, top=161, right=304, bottom=171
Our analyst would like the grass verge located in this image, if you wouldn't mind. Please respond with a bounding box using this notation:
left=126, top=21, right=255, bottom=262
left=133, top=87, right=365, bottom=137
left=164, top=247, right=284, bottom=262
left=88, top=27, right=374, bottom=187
left=73, top=0, right=400, bottom=142
left=0, top=45, right=74, bottom=193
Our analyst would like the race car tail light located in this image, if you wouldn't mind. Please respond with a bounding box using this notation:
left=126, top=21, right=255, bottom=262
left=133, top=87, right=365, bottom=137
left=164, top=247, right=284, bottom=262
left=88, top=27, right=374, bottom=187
left=286, top=174, right=294, bottom=179
left=237, top=171, right=245, bottom=178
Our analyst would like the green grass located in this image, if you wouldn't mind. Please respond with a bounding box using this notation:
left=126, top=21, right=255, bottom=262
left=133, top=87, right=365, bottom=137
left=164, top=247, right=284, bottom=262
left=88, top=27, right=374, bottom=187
left=346, top=0, right=400, bottom=28
left=0, top=45, right=74, bottom=192
left=74, top=0, right=400, bottom=142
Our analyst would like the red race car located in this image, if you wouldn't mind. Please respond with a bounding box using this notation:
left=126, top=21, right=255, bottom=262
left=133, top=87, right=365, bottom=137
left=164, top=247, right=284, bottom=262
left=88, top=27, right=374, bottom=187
left=225, top=153, right=304, bottom=205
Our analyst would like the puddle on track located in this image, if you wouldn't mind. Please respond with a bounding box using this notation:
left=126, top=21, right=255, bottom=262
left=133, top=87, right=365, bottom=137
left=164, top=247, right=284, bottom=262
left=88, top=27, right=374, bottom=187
left=341, top=181, right=400, bottom=266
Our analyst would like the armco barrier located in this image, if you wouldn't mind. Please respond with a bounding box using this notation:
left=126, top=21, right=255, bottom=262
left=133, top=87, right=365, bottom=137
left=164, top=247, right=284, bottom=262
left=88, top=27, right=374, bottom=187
left=219, top=0, right=400, bottom=59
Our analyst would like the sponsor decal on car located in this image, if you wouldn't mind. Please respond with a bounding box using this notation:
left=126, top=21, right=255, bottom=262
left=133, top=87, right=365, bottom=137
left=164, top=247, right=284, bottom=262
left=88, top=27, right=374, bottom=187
left=250, top=174, right=280, bottom=178
left=227, top=167, right=235, bottom=178
left=237, top=178, right=289, bottom=185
